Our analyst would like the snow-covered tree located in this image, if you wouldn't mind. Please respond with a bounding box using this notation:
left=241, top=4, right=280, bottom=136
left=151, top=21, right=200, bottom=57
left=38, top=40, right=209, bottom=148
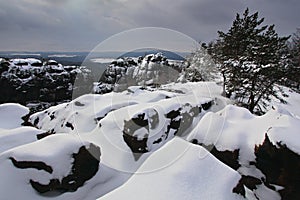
left=212, top=8, right=290, bottom=114
left=290, top=28, right=300, bottom=67
left=183, top=47, right=219, bottom=82
left=286, top=28, right=300, bottom=91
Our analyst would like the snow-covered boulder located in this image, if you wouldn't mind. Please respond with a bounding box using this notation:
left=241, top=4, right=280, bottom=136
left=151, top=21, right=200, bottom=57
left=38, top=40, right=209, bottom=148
left=93, top=94, right=213, bottom=165
left=0, top=134, right=101, bottom=198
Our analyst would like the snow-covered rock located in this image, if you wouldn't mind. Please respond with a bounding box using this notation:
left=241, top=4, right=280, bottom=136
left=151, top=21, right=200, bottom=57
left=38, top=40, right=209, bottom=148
left=188, top=105, right=300, bottom=199
left=93, top=53, right=182, bottom=94
left=0, top=134, right=100, bottom=199
left=0, top=58, right=92, bottom=109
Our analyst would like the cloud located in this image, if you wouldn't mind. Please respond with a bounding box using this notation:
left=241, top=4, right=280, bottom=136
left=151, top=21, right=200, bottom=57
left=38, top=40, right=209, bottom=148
left=0, top=0, right=299, bottom=51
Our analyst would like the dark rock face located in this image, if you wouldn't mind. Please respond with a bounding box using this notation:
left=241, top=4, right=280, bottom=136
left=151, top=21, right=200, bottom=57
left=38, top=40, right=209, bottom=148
left=9, top=157, right=53, bottom=174
left=254, top=134, right=300, bottom=200
left=36, top=130, right=55, bottom=140
left=201, top=101, right=213, bottom=111
left=191, top=140, right=241, bottom=170
left=174, top=103, right=200, bottom=137
left=233, top=175, right=262, bottom=197
left=165, top=109, right=182, bottom=137
left=123, top=113, right=151, bottom=157
left=65, top=122, right=74, bottom=130
left=94, top=57, right=137, bottom=94
left=10, top=144, right=101, bottom=194
left=100, top=57, right=136, bottom=85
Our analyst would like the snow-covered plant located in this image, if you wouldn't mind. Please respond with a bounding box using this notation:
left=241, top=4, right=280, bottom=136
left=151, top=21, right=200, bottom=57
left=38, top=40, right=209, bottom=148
left=183, top=47, right=219, bottom=82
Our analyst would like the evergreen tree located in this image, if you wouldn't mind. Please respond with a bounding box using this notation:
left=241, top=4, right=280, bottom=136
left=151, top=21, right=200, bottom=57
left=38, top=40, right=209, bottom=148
left=212, top=8, right=290, bottom=114
left=287, top=28, right=300, bottom=91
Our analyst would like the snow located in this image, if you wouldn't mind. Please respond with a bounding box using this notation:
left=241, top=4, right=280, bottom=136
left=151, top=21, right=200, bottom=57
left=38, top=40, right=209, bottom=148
left=0, top=126, right=43, bottom=154
left=84, top=96, right=211, bottom=171
left=27, top=82, right=227, bottom=180
left=271, top=86, right=300, bottom=118
left=0, top=103, right=29, bottom=129
left=100, top=138, right=246, bottom=200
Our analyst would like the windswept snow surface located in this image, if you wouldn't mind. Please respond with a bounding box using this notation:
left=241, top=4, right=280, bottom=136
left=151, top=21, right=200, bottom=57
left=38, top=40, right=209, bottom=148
left=100, top=138, right=246, bottom=200
left=0, top=104, right=44, bottom=154
left=0, top=126, right=44, bottom=154
left=0, top=103, right=29, bottom=129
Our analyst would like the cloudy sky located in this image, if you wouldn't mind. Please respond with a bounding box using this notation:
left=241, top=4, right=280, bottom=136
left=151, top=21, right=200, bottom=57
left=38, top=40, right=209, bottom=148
left=0, top=0, right=299, bottom=52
